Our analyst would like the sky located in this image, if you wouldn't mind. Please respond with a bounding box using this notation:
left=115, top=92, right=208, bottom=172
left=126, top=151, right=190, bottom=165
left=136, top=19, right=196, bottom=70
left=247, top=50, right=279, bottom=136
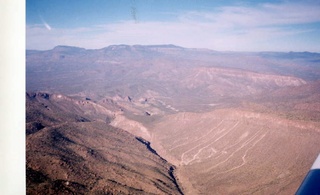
left=26, top=0, right=320, bottom=52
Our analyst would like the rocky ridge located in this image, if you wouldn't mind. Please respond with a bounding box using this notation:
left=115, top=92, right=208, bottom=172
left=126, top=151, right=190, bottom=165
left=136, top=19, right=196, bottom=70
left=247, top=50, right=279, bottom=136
left=26, top=92, right=183, bottom=195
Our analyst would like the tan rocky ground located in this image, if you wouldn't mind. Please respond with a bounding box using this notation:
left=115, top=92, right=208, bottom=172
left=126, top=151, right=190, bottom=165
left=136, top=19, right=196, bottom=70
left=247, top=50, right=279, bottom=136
left=149, top=109, right=320, bottom=194
left=26, top=93, right=183, bottom=194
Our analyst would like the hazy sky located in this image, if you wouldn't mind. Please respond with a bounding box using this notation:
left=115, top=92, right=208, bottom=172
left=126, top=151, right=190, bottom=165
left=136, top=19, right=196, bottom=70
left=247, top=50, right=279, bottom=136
left=26, top=0, right=320, bottom=52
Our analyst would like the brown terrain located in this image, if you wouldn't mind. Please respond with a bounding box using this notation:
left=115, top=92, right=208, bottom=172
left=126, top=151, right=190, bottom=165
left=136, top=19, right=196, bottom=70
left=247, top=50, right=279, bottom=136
left=150, top=109, right=320, bottom=194
left=26, top=92, right=183, bottom=194
left=26, top=45, right=320, bottom=194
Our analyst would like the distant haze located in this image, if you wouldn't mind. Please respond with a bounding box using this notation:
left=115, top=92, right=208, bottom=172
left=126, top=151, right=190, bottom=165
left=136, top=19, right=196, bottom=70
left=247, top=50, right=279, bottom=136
left=26, top=0, right=320, bottom=52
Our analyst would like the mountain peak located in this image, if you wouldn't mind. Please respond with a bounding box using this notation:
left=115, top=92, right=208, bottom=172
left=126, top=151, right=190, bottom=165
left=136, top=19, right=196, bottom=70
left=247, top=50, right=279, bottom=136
left=143, top=44, right=184, bottom=49
left=101, top=44, right=185, bottom=50
left=52, top=45, right=86, bottom=52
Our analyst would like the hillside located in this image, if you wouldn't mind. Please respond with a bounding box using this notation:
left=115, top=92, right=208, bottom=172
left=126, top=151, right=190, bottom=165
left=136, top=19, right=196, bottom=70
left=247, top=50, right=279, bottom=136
left=26, top=92, right=183, bottom=194
left=150, top=109, right=320, bottom=194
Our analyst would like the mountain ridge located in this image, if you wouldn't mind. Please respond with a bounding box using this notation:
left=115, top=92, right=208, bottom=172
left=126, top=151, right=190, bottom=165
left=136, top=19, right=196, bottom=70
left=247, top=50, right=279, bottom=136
left=27, top=44, right=320, bottom=55
left=26, top=92, right=184, bottom=194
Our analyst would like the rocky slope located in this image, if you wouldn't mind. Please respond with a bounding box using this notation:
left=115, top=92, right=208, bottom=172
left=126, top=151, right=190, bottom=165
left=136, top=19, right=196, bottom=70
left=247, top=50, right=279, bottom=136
left=26, top=93, right=183, bottom=195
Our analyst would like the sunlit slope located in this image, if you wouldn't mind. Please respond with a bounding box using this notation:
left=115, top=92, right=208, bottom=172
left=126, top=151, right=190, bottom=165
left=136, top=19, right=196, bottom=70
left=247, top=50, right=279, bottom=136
left=151, top=109, right=320, bottom=194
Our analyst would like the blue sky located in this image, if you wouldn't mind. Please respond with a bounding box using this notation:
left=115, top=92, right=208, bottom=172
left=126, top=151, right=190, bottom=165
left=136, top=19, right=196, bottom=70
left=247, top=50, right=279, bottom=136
left=26, top=0, right=320, bottom=52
